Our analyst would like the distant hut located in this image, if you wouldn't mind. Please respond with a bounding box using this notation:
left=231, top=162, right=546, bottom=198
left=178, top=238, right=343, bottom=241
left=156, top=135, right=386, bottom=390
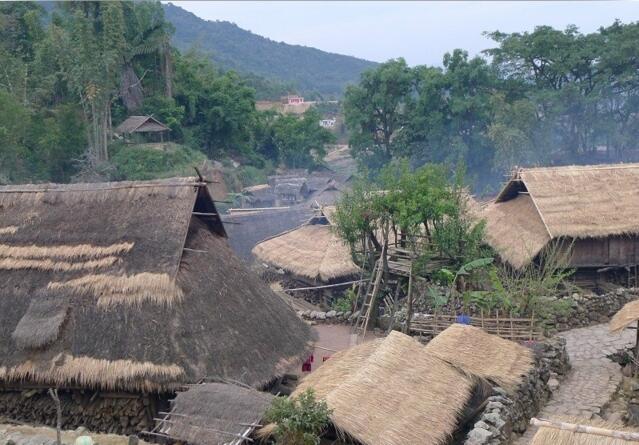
left=252, top=214, right=358, bottom=284
left=0, top=177, right=311, bottom=434
left=242, top=184, right=276, bottom=208
left=530, top=417, right=639, bottom=445
left=115, top=115, right=170, bottom=143
left=483, top=164, right=639, bottom=284
left=281, top=331, right=491, bottom=445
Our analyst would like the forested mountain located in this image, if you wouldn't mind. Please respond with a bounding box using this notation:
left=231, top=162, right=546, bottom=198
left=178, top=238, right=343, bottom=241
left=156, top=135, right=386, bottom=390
left=163, top=2, right=376, bottom=98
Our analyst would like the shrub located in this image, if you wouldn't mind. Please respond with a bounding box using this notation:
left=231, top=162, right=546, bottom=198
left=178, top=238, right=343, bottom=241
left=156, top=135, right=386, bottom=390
left=264, top=389, right=332, bottom=445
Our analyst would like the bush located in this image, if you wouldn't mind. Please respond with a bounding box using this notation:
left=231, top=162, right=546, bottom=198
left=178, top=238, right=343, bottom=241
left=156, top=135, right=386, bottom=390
left=264, top=389, right=332, bottom=445
left=331, top=288, right=356, bottom=312
left=110, top=143, right=207, bottom=180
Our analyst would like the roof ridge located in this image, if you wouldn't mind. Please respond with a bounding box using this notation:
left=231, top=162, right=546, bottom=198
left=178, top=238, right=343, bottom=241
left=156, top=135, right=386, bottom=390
left=0, top=177, right=202, bottom=194
left=522, top=163, right=639, bottom=173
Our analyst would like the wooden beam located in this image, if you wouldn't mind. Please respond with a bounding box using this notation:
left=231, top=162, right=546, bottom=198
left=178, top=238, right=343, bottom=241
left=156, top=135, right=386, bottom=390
left=531, top=418, right=639, bottom=441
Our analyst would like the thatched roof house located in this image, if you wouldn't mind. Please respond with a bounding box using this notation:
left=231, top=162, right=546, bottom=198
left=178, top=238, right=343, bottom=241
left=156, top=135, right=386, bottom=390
left=252, top=215, right=359, bottom=283
left=115, top=116, right=169, bottom=135
left=160, top=382, right=274, bottom=445
left=0, top=177, right=312, bottom=393
left=291, top=331, right=489, bottom=445
left=530, top=417, right=639, bottom=444
left=483, top=164, right=639, bottom=270
left=424, top=324, right=535, bottom=392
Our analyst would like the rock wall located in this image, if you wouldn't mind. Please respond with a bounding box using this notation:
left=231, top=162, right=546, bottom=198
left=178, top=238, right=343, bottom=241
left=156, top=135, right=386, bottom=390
left=464, top=337, right=570, bottom=445
left=543, top=288, right=638, bottom=332
left=0, top=388, right=166, bottom=436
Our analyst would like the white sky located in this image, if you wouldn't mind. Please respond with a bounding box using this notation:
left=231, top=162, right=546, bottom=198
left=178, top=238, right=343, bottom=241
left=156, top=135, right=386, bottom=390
left=167, top=1, right=639, bottom=66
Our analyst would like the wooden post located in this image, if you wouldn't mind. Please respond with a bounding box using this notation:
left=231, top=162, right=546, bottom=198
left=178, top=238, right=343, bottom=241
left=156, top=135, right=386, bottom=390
left=510, top=311, right=515, bottom=341
left=635, top=320, right=639, bottom=378
left=405, top=264, right=414, bottom=334
left=530, top=310, right=535, bottom=341
left=48, top=388, right=62, bottom=445
left=496, top=310, right=500, bottom=337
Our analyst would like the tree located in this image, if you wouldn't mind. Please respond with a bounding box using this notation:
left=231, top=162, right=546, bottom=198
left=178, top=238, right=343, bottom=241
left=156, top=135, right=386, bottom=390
left=272, top=108, right=335, bottom=169
left=343, top=58, right=414, bottom=171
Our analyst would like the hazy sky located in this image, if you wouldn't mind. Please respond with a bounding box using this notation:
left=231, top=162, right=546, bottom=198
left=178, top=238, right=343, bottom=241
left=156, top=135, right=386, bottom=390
left=169, top=1, right=639, bottom=66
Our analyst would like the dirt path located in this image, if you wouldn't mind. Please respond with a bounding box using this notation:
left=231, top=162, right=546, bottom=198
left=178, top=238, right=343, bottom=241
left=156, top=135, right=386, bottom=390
left=513, top=323, right=635, bottom=444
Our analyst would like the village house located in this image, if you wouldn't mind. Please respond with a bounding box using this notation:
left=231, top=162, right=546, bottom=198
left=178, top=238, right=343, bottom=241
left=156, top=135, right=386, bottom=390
left=0, top=177, right=312, bottom=434
left=115, top=115, right=170, bottom=143
left=252, top=212, right=359, bottom=285
left=281, top=94, right=304, bottom=105
left=483, top=164, right=639, bottom=285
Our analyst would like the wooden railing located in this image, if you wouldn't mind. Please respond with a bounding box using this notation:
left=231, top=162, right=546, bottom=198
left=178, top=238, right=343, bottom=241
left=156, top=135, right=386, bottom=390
left=409, top=310, right=544, bottom=341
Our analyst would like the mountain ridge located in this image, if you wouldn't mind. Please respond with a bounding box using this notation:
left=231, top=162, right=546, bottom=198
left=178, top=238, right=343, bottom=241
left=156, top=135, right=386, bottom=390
left=163, top=2, right=377, bottom=97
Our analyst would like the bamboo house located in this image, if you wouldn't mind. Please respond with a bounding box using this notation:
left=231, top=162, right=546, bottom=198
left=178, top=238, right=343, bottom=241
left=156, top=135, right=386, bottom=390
left=0, top=177, right=312, bottom=434
left=483, top=164, right=639, bottom=283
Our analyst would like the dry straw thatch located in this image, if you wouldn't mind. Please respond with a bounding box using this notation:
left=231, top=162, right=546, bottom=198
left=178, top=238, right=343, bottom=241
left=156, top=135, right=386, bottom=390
left=610, top=300, right=639, bottom=333
left=0, top=177, right=312, bottom=392
left=252, top=220, right=359, bottom=282
left=530, top=417, right=639, bottom=445
left=425, top=324, right=535, bottom=392
left=292, top=331, right=481, bottom=445
left=483, top=163, right=639, bottom=269
left=165, top=382, right=274, bottom=445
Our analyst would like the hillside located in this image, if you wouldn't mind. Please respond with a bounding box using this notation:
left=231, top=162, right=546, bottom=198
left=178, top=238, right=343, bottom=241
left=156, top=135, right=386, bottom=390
left=163, top=2, right=377, bottom=97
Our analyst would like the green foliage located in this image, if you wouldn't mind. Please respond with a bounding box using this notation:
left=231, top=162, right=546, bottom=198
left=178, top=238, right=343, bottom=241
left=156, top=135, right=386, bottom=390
left=110, top=143, right=206, bottom=180
left=163, top=2, right=376, bottom=97
left=332, top=288, right=356, bottom=313
left=264, top=389, right=332, bottom=445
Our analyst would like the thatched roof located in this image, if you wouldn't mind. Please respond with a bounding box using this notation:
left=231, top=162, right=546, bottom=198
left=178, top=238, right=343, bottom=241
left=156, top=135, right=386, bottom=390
left=610, top=299, right=639, bottom=333
left=291, top=331, right=483, bottom=445
left=483, top=163, right=639, bottom=269
left=0, top=177, right=312, bottom=392
left=530, top=417, right=639, bottom=445
left=115, top=116, right=169, bottom=134
left=222, top=206, right=315, bottom=262
left=162, top=382, right=274, bottom=445
left=424, top=324, right=535, bottom=392
left=252, top=218, right=359, bottom=282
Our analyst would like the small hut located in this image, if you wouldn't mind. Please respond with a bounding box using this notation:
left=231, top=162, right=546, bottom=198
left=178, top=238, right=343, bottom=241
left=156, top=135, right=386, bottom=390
left=252, top=215, right=359, bottom=285
left=482, top=164, right=639, bottom=284
left=241, top=184, right=276, bottom=208
left=0, top=177, right=312, bottom=433
left=530, top=417, right=639, bottom=445
left=158, top=382, right=274, bottom=445
left=290, top=331, right=490, bottom=445
left=115, top=115, right=170, bottom=143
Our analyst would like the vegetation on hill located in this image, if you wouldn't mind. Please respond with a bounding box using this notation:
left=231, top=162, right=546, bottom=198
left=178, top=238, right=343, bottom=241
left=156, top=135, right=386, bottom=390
left=0, top=1, right=334, bottom=185
left=163, top=2, right=377, bottom=98
left=344, top=22, right=639, bottom=192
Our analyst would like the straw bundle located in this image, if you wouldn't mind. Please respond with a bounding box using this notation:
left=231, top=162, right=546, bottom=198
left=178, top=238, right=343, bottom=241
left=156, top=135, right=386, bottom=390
left=531, top=417, right=639, bottom=445
left=48, top=273, right=184, bottom=307
left=610, top=300, right=639, bottom=333
left=425, top=324, right=535, bottom=392
left=0, top=256, right=118, bottom=271
left=0, top=242, right=133, bottom=259
left=252, top=224, right=359, bottom=281
left=0, top=354, right=185, bottom=392
left=292, top=331, right=478, bottom=445
left=0, top=226, right=18, bottom=235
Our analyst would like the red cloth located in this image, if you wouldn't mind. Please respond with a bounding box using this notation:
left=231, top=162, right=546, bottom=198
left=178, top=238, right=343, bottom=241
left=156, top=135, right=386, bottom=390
left=302, top=354, right=314, bottom=372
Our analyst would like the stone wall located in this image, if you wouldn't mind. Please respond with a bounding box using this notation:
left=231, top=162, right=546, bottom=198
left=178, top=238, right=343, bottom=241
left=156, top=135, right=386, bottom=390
left=464, top=336, right=570, bottom=445
left=0, top=388, right=167, bottom=436
left=543, top=288, right=638, bottom=332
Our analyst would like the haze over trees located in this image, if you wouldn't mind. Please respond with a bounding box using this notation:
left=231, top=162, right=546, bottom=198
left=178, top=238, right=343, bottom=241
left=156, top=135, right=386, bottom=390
left=344, top=22, right=639, bottom=192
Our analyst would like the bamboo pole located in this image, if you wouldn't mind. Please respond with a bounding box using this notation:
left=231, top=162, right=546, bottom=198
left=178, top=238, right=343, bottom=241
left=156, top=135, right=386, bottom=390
left=405, top=263, right=414, bottom=334
left=531, top=418, right=639, bottom=441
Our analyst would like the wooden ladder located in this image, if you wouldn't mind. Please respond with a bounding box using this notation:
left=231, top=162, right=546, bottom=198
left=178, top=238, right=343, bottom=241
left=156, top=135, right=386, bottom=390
left=352, top=255, right=385, bottom=344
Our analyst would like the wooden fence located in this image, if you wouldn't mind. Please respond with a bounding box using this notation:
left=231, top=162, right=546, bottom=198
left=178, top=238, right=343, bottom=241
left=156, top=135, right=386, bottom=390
left=409, top=310, right=544, bottom=341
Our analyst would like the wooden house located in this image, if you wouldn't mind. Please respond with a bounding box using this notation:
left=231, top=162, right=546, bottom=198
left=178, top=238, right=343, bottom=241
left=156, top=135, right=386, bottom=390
left=0, top=177, right=312, bottom=434
left=115, top=115, right=170, bottom=143
left=483, top=164, right=639, bottom=282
